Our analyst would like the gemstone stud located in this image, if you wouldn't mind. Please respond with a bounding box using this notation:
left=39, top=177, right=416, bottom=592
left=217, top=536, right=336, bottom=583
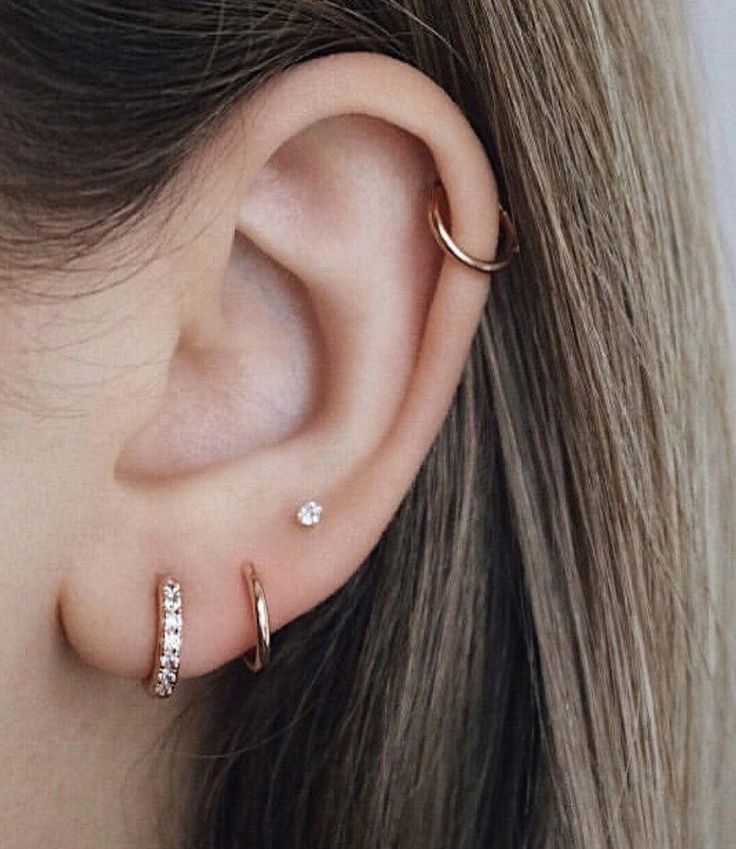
left=296, top=500, right=323, bottom=528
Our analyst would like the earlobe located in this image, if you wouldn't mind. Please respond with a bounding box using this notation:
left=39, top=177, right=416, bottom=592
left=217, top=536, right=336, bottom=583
left=59, top=51, right=508, bottom=688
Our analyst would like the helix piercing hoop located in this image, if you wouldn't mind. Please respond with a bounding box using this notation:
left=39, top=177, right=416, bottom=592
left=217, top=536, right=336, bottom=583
left=144, top=576, right=183, bottom=699
left=428, top=179, right=519, bottom=273
left=241, top=562, right=271, bottom=672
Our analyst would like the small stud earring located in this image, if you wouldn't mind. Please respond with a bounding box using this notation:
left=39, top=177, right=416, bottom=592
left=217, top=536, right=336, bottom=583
left=143, top=575, right=183, bottom=699
left=296, top=499, right=323, bottom=528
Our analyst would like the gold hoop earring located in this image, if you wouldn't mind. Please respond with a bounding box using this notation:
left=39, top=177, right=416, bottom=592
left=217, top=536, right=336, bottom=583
left=241, top=562, right=271, bottom=672
left=428, top=179, right=519, bottom=273
left=144, top=575, right=183, bottom=699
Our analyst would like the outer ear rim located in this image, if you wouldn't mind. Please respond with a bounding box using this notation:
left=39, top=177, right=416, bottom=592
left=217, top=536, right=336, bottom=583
left=230, top=51, right=501, bottom=268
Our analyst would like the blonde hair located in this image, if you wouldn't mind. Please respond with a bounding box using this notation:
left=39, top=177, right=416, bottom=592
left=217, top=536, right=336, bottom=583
left=1, top=1, right=733, bottom=847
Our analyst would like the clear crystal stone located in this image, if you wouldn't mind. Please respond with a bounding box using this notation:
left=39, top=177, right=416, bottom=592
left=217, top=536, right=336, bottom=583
left=165, top=613, right=182, bottom=633
left=297, top=499, right=323, bottom=527
left=164, top=595, right=181, bottom=613
left=155, top=676, right=175, bottom=696
left=158, top=668, right=176, bottom=685
left=164, top=632, right=181, bottom=653
left=160, top=651, right=180, bottom=668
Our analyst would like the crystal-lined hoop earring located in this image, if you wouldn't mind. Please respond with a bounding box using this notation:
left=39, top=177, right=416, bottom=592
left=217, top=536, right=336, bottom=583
left=241, top=562, right=271, bottom=672
left=143, top=576, right=183, bottom=699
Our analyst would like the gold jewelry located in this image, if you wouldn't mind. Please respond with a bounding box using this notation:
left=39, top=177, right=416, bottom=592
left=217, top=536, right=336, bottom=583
left=241, top=562, right=271, bottom=672
left=428, top=179, right=519, bottom=273
left=144, top=576, right=183, bottom=699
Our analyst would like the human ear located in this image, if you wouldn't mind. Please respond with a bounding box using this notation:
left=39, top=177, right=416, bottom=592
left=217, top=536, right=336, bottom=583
left=58, top=51, right=503, bottom=683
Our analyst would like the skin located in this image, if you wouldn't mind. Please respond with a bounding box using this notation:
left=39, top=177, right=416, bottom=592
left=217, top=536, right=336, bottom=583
left=0, top=52, right=501, bottom=847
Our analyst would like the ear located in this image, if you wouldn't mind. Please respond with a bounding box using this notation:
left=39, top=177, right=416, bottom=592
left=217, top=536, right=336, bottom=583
left=59, top=51, right=502, bottom=682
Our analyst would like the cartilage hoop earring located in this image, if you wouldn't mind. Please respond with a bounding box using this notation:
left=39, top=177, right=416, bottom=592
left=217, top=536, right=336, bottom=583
left=428, top=179, right=519, bottom=274
left=241, top=562, right=271, bottom=673
left=144, top=576, right=183, bottom=699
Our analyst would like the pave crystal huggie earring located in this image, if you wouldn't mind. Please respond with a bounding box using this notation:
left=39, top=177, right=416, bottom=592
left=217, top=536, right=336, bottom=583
left=428, top=179, right=520, bottom=273
left=241, top=562, right=271, bottom=672
left=143, top=576, right=183, bottom=699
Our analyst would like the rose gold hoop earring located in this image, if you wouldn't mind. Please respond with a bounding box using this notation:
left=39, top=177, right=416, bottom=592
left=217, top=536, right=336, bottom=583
left=428, top=179, right=520, bottom=273
left=241, top=562, right=271, bottom=673
left=143, top=576, right=183, bottom=699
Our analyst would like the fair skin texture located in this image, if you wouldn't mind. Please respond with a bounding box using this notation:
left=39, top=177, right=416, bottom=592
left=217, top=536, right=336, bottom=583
left=0, top=52, right=501, bottom=847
